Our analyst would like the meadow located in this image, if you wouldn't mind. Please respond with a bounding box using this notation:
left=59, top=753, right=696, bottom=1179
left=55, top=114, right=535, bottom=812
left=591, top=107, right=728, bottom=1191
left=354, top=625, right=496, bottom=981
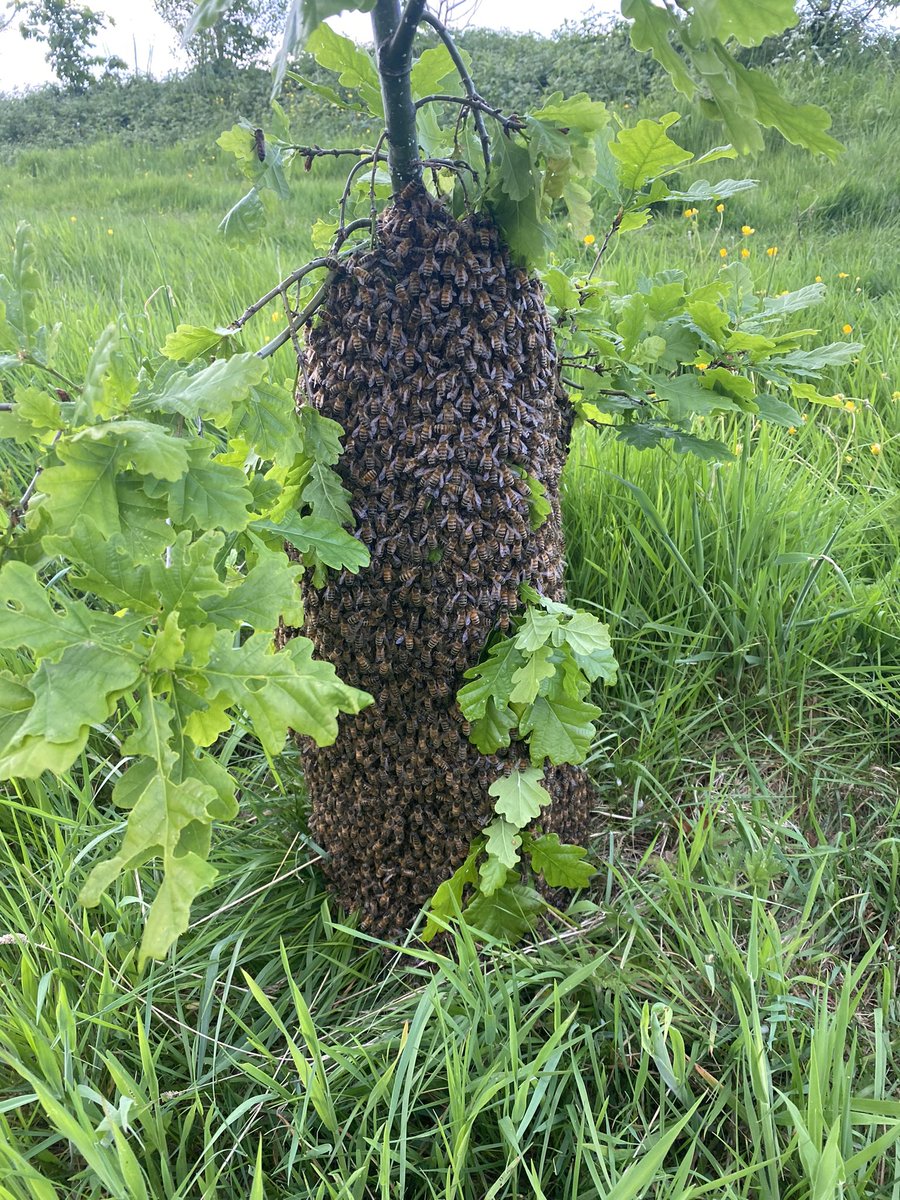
left=0, top=47, right=899, bottom=1199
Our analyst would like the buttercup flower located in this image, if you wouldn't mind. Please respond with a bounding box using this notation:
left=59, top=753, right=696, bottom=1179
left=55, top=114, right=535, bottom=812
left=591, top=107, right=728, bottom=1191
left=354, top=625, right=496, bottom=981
left=838, top=271, right=849, bottom=278
left=843, top=399, right=856, bottom=412
left=741, top=225, right=755, bottom=235
left=788, top=426, right=797, bottom=434
left=715, top=203, right=725, bottom=213
left=696, top=362, right=709, bottom=370
left=719, top=247, right=728, bottom=258
left=107, top=228, right=113, bottom=236
left=815, top=275, right=822, bottom=283
left=870, top=443, right=882, bottom=456
left=842, top=323, right=853, bottom=334
left=741, top=248, right=750, bottom=259
left=583, top=234, right=596, bottom=246
left=766, top=246, right=778, bottom=257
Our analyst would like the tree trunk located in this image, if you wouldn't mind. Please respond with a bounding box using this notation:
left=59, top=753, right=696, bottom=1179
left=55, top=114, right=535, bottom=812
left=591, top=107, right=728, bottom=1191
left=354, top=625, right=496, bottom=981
left=296, top=185, right=593, bottom=935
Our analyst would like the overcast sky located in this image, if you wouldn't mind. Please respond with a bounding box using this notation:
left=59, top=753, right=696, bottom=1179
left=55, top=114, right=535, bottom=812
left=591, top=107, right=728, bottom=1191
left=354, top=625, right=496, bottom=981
left=0, top=1, right=617, bottom=90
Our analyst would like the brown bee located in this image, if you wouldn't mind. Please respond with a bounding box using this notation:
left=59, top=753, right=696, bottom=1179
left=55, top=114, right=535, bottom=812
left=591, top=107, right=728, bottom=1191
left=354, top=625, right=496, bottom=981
left=254, top=128, right=266, bottom=161
left=361, top=469, right=377, bottom=485
left=421, top=249, right=437, bottom=278
left=390, top=321, right=404, bottom=351
left=350, top=328, right=363, bottom=353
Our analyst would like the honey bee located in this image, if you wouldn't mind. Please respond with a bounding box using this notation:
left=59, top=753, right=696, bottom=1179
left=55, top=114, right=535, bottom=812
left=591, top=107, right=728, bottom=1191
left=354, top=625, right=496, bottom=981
left=254, top=127, right=266, bottom=161
left=350, top=328, right=363, bottom=353
left=390, top=321, right=404, bottom=351
left=361, top=469, right=377, bottom=484
left=421, top=249, right=437, bottom=278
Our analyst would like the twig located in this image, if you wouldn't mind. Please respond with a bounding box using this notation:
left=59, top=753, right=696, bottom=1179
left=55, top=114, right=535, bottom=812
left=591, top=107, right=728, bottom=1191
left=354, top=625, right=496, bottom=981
left=332, top=217, right=373, bottom=252
left=3, top=352, right=81, bottom=393
left=13, top=429, right=62, bottom=520
left=587, top=208, right=624, bottom=280
left=414, top=93, right=525, bottom=134
left=284, top=144, right=385, bottom=162
left=229, top=256, right=342, bottom=331
left=420, top=10, right=491, bottom=170
left=256, top=282, right=329, bottom=361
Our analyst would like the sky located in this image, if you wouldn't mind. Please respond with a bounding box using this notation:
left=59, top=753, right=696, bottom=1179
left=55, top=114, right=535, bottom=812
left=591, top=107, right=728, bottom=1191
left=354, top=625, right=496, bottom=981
left=0, top=0, right=616, bottom=91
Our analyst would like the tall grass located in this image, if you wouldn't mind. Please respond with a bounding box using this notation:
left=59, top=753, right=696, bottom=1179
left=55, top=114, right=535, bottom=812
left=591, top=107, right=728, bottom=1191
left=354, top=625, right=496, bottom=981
left=0, top=51, right=898, bottom=1200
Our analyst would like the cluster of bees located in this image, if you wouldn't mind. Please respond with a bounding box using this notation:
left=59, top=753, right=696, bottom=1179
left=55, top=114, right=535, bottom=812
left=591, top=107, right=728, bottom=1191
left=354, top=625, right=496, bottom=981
left=297, top=184, right=594, bottom=935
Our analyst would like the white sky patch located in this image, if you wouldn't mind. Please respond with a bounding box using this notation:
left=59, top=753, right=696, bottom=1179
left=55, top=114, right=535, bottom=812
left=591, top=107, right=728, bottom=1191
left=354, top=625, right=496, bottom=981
left=0, top=0, right=616, bottom=91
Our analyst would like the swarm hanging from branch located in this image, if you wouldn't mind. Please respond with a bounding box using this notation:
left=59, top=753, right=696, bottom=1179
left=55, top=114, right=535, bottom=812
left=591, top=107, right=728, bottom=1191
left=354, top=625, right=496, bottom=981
left=296, top=184, right=594, bottom=934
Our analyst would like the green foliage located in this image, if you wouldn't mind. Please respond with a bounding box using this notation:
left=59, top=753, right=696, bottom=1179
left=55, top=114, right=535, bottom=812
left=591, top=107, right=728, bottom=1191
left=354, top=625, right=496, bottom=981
left=435, top=592, right=614, bottom=941
left=0, top=227, right=371, bottom=962
left=622, top=0, right=843, bottom=158
left=458, top=586, right=617, bottom=765
left=12, top=0, right=123, bottom=91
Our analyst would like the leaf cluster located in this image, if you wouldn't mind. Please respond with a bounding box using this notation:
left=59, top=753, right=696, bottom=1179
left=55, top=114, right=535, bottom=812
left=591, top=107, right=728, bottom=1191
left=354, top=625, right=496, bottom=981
left=0, top=226, right=371, bottom=963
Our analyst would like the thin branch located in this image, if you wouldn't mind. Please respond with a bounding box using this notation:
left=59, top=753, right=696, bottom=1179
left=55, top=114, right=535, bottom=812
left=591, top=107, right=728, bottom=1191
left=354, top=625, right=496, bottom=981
left=586, top=208, right=624, bottom=280
left=284, top=144, right=386, bottom=162
left=332, top=217, right=375, bottom=251
left=229, top=255, right=342, bottom=331
left=414, top=93, right=525, bottom=134
left=3, top=352, right=81, bottom=393
left=256, top=283, right=329, bottom=361
left=420, top=10, right=491, bottom=170
left=14, top=430, right=62, bottom=520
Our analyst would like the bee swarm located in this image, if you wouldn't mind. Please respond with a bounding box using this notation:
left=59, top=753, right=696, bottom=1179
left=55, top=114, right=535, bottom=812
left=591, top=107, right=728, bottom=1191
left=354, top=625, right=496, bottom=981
left=298, top=183, right=593, bottom=935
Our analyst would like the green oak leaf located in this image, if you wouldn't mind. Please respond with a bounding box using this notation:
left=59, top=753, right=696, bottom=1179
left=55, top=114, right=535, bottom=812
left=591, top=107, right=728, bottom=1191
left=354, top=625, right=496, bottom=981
left=150, top=444, right=254, bottom=532
left=478, top=855, right=513, bottom=898
left=305, top=23, right=383, bottom=117
left=422, top=847, right=480, bottom=941
left=79, top=757, right=234, bottom=964
left=463, top=882, right=546, bottom=942
left=219, top=188, right=267, bottom=245
left=457, top=636, right=524, bottom=719
left=40, top=436, right=120, bottom=536
left=202, top=630, right=371, bottom=755
left=489, top=767, right=552, bottom=827
left=120, top=690, right=177, bottom=768
left=508, top=643, right=556, bottom=706
left=514, top=607, right=559, bottom=653
left=561, top=612, right=618, bottom=684
left=161, top=323, right=236, bottom=363
left=144, top=352, right=266, bottom=424
left=301, top=462, right=354, bottom=527
left=527, top=833, right=596, bottom=888
left=149, top=530, right=228, bottom=624
left=483, top=817, right=522, bottom=869
left=44, top=519, right=158, bottom=613
left=298, top=406, right=345, bottom=465
left=75, top=420, right=190, bottom=482
left=468, top=698, right=517, bottom=754
left=259, top=514, right=369, bottom=573
left=0, top=560, right=142, bottom=659
left=200, top=550, right=304, bottom=630
left=520, top=686, right=601, bottom=766
left=232, top=382, right=303, bottom=466
left=610, top=115, right=692, bottom=190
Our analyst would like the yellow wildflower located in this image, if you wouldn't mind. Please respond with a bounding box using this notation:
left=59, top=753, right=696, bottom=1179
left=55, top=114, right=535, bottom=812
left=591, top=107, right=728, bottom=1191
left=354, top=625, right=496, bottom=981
left=583, top=233, right=596, bottom=246
left=766, top=246, right=778, bottom=257
left=788, top=426, right=797, bottom=435
left=741, top=225, right=755, bottom=235
left=107, top=228, right=114, bottom=236
left=843, top=399, right=856, bottom=412
left=683, top=207, right=698, bottom=218
left=892, top=391, right=900, bottom=401
left=815, top=275, right=822, bottom=283
left=69, top=215, right=77, bottom=222
left=271, top=311, right=280, bottom=322
left=870, top=443, right=882, bottom=456
left=741, top=248, right=750, bottom=259
left=696, top=362, right=709, bottom=371
left=719, top=247, right=728, bottom=258
left=838, top=271, right=849, bottom=278
left=715, top=203, right=725, bottom=213
left=844, top=454, right=853, bottom=463
left=842, top=323, right=853, bottom=334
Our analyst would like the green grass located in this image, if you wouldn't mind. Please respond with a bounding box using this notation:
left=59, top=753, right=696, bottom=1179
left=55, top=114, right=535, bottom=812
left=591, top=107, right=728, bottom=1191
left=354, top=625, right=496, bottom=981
left=1, top=54, right=899, bottom=1199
